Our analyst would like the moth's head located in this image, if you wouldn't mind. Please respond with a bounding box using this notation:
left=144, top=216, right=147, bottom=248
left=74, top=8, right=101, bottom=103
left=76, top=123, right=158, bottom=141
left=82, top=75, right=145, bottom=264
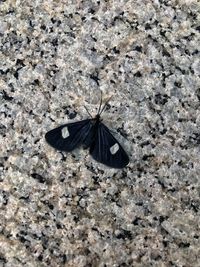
left=95, top=114, right=101, bottom=121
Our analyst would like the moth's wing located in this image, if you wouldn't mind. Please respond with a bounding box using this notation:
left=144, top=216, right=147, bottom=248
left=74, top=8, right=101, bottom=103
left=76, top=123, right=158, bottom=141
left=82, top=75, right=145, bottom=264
left=45, top=119, right=93, bottom=152
left=90, top=123, right=129, bottom=168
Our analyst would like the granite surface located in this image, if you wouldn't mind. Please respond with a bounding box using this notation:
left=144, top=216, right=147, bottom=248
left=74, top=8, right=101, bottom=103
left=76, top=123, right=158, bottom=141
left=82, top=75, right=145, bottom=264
left=0, top=0, right=200, bottom=266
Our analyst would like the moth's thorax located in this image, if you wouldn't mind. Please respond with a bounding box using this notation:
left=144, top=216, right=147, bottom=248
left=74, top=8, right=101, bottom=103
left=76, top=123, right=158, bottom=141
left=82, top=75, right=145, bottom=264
left=94, top=114, right=102, bottom=123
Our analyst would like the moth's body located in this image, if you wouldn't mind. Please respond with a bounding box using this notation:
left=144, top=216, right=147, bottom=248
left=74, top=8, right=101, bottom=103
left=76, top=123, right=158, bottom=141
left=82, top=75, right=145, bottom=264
left=82, top=114, right=101, bottom=149
left=45, top=98, right=129, bottom=168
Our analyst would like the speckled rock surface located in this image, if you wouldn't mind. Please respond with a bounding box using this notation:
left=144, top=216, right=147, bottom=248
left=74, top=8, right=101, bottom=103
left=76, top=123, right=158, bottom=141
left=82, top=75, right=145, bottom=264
left=1, top=1, right=200, bottom=266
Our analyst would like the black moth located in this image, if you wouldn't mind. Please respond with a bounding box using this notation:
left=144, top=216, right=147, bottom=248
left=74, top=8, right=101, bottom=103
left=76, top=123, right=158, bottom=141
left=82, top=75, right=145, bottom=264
left=45, top=95, right=129, bottom=168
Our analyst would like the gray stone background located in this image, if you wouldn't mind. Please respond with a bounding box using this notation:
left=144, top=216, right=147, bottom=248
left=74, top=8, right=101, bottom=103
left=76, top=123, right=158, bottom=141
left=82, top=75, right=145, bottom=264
left=0, top=0, right=200, bottom=266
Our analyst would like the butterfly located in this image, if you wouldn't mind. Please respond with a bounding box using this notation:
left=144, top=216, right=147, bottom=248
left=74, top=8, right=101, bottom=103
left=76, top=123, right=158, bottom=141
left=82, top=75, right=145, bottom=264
left=45, top=94, right=129, bottom=168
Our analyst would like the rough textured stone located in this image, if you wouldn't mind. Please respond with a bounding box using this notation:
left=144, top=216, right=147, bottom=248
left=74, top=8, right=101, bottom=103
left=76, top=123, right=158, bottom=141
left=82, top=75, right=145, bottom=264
left=0, top=0, right=200, bottom=266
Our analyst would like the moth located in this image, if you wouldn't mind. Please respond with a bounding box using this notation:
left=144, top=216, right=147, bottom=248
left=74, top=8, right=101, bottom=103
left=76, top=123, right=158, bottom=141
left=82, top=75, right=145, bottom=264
left=45, top=94, right=129, bottom=168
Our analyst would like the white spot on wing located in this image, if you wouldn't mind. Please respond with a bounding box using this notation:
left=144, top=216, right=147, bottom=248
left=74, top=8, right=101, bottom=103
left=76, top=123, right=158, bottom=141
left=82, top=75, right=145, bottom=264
left=110, top=143, right=119, bottom=155
left=61, top=127, right=70, bottom=139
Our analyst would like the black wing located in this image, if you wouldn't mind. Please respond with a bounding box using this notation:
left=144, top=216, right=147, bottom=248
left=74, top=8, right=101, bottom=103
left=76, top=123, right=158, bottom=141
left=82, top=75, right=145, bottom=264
left=45, top=119, right=93, bottom=152
left=90, top=123, right=129, bottom=168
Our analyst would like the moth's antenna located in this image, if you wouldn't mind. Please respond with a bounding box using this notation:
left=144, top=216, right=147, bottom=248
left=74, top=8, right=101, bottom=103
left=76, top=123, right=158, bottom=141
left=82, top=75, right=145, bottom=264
left=84, top=106, right=93, bottom=118
left=99, top=94, right=113, bottom=115
left=97, top=91, right=103, bottom=115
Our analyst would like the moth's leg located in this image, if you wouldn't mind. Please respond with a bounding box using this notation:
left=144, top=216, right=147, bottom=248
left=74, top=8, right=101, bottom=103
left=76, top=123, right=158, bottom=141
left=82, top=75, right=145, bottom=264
left=106, top=127, right=129, bottom=141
